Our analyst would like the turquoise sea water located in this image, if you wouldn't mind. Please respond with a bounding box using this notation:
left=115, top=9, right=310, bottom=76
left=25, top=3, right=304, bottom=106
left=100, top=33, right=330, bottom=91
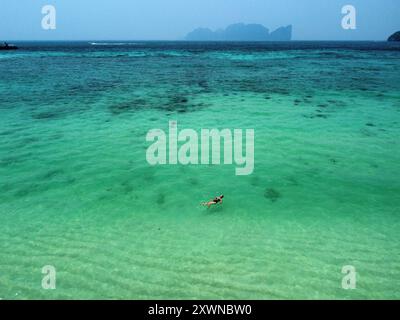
left=0, top=41, right=400, bottom=299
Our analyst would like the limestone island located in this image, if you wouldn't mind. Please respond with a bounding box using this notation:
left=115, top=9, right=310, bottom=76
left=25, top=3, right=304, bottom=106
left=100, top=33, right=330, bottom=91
left=185, top=23, right=292, bottom=41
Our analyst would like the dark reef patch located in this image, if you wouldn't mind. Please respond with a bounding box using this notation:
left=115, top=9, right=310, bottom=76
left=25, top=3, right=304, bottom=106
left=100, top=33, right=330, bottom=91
left=160, top=94, right=208, bottom=113
left=164, top=94, right=190, bottom=113
left=71, top=79, right=119, bottom=94
left=13, top=183, right=49, bottom=198
left=20, top=137, right=40, bottom=145
left=285, top=176, right=299, bottom=186
left=327, top=100, right=338, bottom=104
left=49, top=133, right=64, bottom=140
left=109, top=98, right=148, bottom=115
left=156, top=193, right=166, bottom=206
left=32, top=111, right=60, bottom=120
left=329, top=158, right=338, bottom=165
left=360, top=128, right=376, bottom=137
left=303, top=113, right=328, bottom=119
left=97, top=193, right=115, bottom=202
left=14, top=188, right=33, bottom=198
left=42, top=169, right=64, bottom=180
left=198, top=80, right=209, bottom=91
left=64, top=177, right=76, bottom=185
left=271, top=88, right=290, bottom=95
left=264, top=188, right=281, bottom=202
left=0, top=155, right=23, bottom=167
left=120, top=180, right=134, bottom=193
left=0, top=130, right=16, bottom=136
left=188, top=177, right=199, bottom=186
left=251, top=176, right=260, bottom=187
left=0, top=183, right=13, bottom=193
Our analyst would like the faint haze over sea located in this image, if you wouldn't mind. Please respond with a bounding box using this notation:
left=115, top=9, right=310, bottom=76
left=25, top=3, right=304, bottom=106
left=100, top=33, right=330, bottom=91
left=0, top=0, right=399, bottom=41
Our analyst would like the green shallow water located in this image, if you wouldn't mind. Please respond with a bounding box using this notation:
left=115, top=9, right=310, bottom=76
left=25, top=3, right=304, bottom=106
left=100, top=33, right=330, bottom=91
left=0, top=42, right=400, bottom=299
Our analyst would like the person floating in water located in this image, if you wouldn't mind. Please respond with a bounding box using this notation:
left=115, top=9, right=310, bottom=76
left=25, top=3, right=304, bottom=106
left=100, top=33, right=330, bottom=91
left=202, top=195, right=224, bottom=208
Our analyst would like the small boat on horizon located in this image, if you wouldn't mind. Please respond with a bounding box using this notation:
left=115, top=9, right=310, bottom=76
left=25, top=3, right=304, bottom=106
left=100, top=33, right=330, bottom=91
left=0, top=42, right=18, bottom=50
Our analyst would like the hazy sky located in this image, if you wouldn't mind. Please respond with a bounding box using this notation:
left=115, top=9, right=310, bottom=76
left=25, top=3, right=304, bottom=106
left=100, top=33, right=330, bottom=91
left=1, top=0, right=399, bottom=40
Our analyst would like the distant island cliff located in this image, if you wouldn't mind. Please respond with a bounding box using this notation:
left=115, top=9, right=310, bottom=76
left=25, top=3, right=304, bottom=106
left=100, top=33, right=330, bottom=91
left=185, top=23, right=292, bottom=41
left=388, top=31, right=400, bottom=42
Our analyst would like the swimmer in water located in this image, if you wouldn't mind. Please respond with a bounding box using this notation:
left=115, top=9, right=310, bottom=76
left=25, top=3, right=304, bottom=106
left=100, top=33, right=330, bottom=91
left=202, top=195, right=224, bottom=208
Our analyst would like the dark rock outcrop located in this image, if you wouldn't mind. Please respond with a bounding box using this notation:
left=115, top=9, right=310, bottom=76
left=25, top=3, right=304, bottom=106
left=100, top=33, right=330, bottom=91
left=0, top=42, right=18, bottom=50
left=388, top=31, right=400, bottom=42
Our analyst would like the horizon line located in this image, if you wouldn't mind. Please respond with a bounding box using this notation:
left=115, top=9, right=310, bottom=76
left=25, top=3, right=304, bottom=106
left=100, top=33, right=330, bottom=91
left=1, top=39, right=390, bottom=42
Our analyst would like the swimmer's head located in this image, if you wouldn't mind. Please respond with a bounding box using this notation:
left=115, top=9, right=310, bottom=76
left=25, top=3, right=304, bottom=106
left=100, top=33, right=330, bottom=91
left=220, top=195, right=224, bottom=198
